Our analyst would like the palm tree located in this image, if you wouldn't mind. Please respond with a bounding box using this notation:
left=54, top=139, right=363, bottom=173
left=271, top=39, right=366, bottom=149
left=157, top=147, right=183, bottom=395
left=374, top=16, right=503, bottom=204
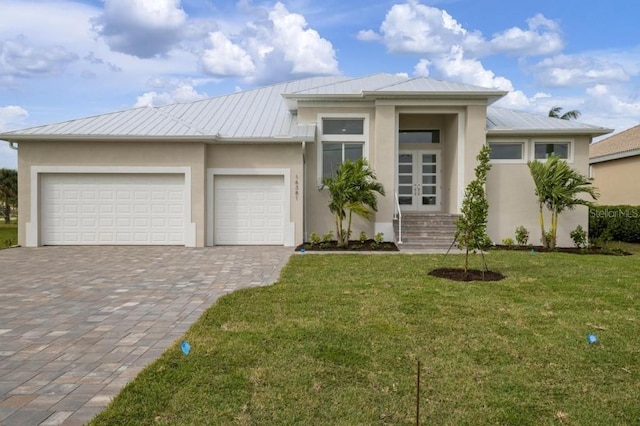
left=528, top=155, right=597, bottom=248
left=322, top=158, right=385, bottom=247
left=0, top=168, right=18, bottom=224
left=548, top=106, right=581, bottom=120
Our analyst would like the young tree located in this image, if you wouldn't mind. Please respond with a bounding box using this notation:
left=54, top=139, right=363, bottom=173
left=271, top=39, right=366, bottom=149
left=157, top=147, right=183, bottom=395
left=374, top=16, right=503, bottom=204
left=454, top=145, right=492, bottom=273
left=0, top=168, right=17, bottom=224
left=322, top=158, right=385, bottom=247
left=528, top=154, right=598, bottom=248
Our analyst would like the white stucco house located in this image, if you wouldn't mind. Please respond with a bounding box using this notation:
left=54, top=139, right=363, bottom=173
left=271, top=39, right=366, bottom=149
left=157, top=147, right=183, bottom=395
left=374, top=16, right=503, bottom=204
left=0, top=74, right=612, bottom=248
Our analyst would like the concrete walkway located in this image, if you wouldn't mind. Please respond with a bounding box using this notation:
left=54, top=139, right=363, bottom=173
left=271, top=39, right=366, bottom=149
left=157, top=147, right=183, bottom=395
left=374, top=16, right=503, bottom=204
left=0, top=246, right=292, bottom=425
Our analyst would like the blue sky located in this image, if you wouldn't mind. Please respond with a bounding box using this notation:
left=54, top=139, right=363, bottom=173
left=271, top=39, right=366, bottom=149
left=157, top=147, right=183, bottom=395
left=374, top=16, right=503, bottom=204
left=1, top=0, right=639, bottom=168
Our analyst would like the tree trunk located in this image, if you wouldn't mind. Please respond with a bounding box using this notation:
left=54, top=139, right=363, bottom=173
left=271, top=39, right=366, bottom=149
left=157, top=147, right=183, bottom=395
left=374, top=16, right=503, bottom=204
left=538, top=204, right=547, bottom=248
left=3, top=194, right=9, bottom=224
left=550, top=211, right=558, bottom=249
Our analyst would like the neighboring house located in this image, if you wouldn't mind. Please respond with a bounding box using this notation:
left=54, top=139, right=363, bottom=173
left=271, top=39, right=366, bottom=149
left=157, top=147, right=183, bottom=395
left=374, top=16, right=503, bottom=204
left=589, top=125, right=640, bottom=205
left=0, top=74, right=612, bottom=248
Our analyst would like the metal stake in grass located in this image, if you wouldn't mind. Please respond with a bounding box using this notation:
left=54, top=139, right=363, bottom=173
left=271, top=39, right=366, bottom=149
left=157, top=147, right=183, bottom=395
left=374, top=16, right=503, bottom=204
left=416, top=359, right=421, bottom=426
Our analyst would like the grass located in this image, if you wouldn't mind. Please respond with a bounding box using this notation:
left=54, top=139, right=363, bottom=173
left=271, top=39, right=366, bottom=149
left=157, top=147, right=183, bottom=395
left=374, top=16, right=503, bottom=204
left=0, top=220, right=17, bottom=249
left=91, top=250, right=639, bottom=425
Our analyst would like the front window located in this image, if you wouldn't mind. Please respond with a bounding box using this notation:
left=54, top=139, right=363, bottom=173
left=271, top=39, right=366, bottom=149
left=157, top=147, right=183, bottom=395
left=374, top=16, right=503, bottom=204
left=488, top=142, right=524, bottom=161
left=319, top=117, right=367, bottom=179
left=534, top=142, right=570, bottom=160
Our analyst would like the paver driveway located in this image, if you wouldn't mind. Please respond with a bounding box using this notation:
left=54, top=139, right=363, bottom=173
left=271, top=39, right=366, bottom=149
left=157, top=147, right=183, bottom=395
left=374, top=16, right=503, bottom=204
left=0, top=246, right=292, bottom=425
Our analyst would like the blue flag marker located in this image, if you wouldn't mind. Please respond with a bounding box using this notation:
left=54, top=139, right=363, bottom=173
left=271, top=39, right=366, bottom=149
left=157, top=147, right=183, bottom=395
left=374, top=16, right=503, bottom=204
left=587, top=334, right=599, bottom=344
left=300, top=248, right=305, bottom=253
left=181, top=340, right=191, bottom=355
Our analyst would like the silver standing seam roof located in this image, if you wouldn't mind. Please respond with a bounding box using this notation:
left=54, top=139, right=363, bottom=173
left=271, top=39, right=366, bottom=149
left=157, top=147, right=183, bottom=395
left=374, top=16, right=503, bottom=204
left=0, top=74, right=612, bottom=142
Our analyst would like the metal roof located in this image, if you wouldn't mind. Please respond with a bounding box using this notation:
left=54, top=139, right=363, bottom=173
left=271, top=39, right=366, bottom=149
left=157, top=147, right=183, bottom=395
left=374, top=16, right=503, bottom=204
left=589, top=124, right=640, bottom=163
left=487, top=107, right=612, bottom=136
left=0, top=74, right=613, bottom=142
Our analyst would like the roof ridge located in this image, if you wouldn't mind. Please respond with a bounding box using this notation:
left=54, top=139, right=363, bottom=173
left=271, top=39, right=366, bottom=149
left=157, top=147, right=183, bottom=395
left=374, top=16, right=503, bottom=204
left=288, top=73, right=388, bottom=94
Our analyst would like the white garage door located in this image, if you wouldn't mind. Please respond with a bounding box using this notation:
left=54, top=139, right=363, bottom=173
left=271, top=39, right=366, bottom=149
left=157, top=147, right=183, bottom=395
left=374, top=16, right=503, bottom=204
left=214, top=175, right=285, bottom=245
left=41, top=173, right=185, bottom=245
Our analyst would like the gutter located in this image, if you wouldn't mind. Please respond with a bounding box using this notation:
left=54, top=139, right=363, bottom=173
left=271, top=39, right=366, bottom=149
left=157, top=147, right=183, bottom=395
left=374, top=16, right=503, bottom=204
left=487, top=128, right=614, bottom=137
left=0, top=134, right=313, bottom=144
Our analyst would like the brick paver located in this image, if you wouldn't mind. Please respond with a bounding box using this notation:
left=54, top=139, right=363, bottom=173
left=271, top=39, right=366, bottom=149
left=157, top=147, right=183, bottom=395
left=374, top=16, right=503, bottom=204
left=0, top=246, right=291, bottom=425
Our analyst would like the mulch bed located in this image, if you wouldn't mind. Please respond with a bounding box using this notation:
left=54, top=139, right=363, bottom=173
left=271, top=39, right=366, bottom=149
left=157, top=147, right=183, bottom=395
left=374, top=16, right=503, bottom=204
left=491, top=245, right=631, bottom=256
left=295, top=240, right=399, bottom=252
left=428, top=268, right=506, bottom=282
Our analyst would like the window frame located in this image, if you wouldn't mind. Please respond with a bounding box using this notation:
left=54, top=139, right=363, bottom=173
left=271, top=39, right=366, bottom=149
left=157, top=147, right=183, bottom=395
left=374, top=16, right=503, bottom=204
left=532, top=140, right=574, bottom=163
left=487, top=140, right=527, bottom=164
left=317, top=113, right=369, bottom=183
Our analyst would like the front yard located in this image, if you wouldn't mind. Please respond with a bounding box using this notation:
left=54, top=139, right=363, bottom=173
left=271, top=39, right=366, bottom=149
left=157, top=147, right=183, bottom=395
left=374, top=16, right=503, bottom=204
left=91, top=251, right=640, bottom=425
left=0, top=221, right=17, bottom=248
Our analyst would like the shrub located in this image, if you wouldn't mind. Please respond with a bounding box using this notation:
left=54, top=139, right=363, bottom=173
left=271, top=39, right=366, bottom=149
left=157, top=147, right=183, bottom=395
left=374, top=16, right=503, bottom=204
left=501, top=237, right=515, bottom=247
left=359, top=231, right=368, bottom=243
left=308, top=232, right=321, bottom=245
left=569, top=225, right=587, bottom=248
left=515, top=226, right=529, bottom=246
left=374, top=232, right=384, bottom=243
left=589, top=205, right=640, bottom=243
left=322, top=231, right=334, bottom=243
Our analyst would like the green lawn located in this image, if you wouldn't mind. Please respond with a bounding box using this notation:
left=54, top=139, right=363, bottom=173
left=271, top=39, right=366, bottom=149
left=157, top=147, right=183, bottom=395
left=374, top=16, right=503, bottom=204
left=91, top=251, right=640, bottom=425
left=0, top=221, right=17, bottom=249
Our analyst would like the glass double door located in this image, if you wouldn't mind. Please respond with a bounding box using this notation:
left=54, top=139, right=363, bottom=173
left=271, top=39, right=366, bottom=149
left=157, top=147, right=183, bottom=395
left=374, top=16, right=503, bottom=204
left=397, top=150, right=440, bottom=211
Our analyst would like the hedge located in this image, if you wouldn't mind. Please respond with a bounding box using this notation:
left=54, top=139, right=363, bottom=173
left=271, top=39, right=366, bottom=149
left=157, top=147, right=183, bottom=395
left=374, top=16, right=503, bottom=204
left=589, top=205, right=640, bottom=243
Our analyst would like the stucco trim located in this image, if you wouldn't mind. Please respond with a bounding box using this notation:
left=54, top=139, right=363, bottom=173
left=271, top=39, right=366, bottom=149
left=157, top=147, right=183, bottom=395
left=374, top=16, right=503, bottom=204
left=206, top=168, right=293, bottom=247
left=27, top=166, right=195, bottom=247
left=457, top=110, right=466, bottom=213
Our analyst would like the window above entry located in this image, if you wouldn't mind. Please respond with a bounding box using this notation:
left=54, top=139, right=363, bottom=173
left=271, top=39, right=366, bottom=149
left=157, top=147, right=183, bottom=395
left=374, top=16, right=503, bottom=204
left=399, top=130, right=440, bottom=144
left=318, top=115, right=369, bottom=181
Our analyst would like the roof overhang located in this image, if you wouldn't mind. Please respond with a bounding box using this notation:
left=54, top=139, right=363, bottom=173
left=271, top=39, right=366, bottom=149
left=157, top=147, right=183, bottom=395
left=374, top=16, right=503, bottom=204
left=590, top=148, right=640, bottom=164
left=487, top=128, right=614, bottom=137
left=0, top=134, right=313, bottom=144
left=283, top=90, right=508, bottom=110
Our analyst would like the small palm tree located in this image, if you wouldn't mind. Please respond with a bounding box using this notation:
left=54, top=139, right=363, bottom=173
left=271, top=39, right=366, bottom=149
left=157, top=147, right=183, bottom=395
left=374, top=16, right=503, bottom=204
left=548, top=106, right=581, bottom=120
left=322, top=158, right=385, bottom=247
left=528, top=155, right=597, bottom=248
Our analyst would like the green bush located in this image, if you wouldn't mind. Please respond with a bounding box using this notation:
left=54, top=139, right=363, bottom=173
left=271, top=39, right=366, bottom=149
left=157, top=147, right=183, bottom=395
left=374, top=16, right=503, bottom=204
left=589, top=206, right=640, bottom=243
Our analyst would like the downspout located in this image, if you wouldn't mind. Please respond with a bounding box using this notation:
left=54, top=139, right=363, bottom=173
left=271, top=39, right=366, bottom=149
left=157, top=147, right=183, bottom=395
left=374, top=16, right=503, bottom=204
left=8, top=142, right=18, bottom=150
left=302, top=141, right=307, bottom=242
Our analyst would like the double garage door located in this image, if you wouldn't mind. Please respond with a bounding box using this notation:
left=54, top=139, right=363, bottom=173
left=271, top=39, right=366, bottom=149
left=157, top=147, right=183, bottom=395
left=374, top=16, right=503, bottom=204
left=41, top=173, right=186, bottom=245
left=39, top=173, right=286, bottom=246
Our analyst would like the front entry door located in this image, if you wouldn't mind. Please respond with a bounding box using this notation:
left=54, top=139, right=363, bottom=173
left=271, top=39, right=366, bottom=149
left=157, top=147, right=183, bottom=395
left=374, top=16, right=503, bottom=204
left=398, top=150, right=440, bottom=212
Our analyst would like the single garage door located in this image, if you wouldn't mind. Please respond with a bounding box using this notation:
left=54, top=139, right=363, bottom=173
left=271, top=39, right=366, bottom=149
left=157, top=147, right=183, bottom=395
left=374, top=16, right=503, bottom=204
left=214, top=175, right=285, bottom=245
left=41, top=173, right=185, bottom=245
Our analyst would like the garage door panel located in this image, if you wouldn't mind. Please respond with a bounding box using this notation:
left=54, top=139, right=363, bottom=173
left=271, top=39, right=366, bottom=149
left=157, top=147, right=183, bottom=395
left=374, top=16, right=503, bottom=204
left=41, top=173, right=185, bottom=245
left=214, top=175, right=285, bottom=245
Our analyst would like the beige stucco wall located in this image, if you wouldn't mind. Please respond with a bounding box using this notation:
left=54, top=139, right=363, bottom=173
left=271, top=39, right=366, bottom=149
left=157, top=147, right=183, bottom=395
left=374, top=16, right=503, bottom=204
left=18, top=140, right=207, bottom=247
left=487, top=135, right=592, bottom=247
left=205, top=143, right=304, bottom=245
left=591, top=156, right=640, bottom=205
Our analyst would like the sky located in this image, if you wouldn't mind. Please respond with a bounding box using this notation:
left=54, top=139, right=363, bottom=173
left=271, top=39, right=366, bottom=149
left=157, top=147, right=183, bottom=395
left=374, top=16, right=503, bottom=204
left=1, top=0, right=639, bottom=168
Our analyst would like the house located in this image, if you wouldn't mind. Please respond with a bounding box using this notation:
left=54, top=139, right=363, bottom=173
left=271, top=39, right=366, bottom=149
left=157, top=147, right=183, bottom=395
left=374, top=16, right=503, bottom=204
left=0, top=74, right=612, bottom=248
left=589, top=124, right=640, bottom=205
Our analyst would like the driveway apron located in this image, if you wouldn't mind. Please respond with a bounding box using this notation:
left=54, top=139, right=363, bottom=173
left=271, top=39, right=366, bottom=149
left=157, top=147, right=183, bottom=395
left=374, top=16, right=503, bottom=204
left=0, top=246, right=292, bottom=425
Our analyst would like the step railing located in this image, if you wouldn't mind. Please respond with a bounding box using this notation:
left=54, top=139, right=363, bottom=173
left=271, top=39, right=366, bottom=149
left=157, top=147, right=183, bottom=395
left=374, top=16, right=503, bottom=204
left=394, top=192, right=403, bottom=244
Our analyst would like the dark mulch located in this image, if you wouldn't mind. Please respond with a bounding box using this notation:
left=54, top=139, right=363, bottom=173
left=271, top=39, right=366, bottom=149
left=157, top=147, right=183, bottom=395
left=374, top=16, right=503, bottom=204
left=491, top=245, right=631, bottom=256
left=429, top=268, right=506, bottom=282
left=295, top=240, right=399, bottom=252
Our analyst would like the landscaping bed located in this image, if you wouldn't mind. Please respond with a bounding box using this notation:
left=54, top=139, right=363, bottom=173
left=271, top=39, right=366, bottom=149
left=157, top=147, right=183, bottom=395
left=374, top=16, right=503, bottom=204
left=295, top=240, right=399, bottom=252
left=490, top=245, right=632, bottom=256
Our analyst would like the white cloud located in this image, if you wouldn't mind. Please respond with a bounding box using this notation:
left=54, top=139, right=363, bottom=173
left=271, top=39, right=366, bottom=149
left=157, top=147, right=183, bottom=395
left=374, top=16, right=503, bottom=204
left=535, top=54, right=631, bottom=87
left=356, top=29, right=380, bottom=41
left=93, top=0, right=188, bottom=58
left=413, top=59, right=431, bottom=77
left=0, top=36, right=78, bottom=79
left=361, top=2, right=562, bottom=58
left=201, top=32, right=255, bottom=77
left=134, top=82, right=208, bottom=107
left=200, top=2, right=338, bottom=82
left=377, top=1, right=466, bottom=54
left=479, top=13, right=563, bottom=57
left=433, top=46, right=513, bottom=91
